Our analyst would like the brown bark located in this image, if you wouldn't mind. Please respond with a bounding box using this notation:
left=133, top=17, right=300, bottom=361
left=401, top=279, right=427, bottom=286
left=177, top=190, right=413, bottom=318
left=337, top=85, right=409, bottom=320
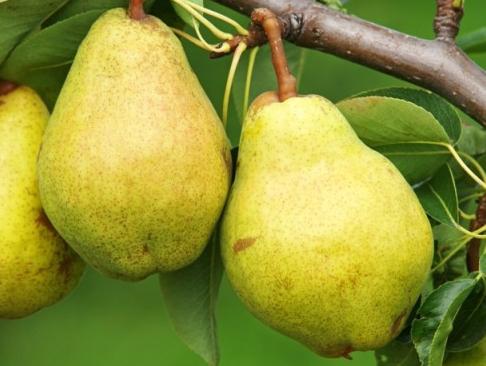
left=213, top=0, right=486, bottom=126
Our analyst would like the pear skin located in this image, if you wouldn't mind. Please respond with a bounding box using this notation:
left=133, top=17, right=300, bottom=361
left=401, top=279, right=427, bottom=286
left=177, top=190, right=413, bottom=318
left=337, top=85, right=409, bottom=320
left=0, top=83, right=84, bottom=319
left=38, top=9, right=231, bottom=280
left=221, top=93, right=433, bottom=357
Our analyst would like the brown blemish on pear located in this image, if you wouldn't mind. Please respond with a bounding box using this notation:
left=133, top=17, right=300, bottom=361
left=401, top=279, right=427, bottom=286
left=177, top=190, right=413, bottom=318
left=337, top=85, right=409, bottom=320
left=390, top=309, right=408, bottom=335
left=222, top=147, right=233, bottom=181
left=233, top=237, right=257, bottom=253
left=36, top=210, right=56, bottom=233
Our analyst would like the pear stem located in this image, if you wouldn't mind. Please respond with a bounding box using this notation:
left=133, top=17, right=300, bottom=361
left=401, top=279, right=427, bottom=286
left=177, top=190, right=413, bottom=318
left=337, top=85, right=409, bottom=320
left=128, top=0, right=146, bottom=20
left=467, top=193, right=486, bottom=272
left=251, top=8, right=297, bottom=102
left=0, top=80, right=17, bottom=95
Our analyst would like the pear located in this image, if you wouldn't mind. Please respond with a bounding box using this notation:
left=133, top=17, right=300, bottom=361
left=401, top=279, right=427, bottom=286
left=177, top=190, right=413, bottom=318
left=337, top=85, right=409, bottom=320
left=38, top=9, right=231, bottom=281
left=0, top=82, right=84, bottom=319
left=221, top=92, right=433, bottom=357
left=444, top=338, right=486, bottom=366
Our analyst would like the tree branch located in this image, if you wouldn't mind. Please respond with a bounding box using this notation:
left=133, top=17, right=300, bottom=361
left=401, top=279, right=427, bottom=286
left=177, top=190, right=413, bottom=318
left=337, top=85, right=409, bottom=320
left=213, top=0, right=486, bottom=126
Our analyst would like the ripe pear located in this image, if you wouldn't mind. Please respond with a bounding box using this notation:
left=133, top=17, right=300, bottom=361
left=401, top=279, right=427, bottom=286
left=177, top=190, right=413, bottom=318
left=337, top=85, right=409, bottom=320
left=445, top=338, right=486, bottom=366
left=0, top=82, right=84, bottom=319
left=38, top=9, right=231, bottom=281
left=221, top=92, right=433, bottom=358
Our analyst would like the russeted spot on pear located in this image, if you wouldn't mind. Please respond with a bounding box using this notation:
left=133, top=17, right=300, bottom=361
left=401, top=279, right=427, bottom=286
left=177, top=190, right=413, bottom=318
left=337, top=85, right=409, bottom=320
left=38, top=8, right=232, bottom=281
left=0, top=82, right=85, bottom=319
left=221, top=91, right=433, bottom=358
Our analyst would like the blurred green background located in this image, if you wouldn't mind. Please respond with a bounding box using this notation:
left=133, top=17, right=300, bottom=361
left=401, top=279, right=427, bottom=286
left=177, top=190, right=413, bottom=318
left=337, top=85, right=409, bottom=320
left=1, top=1, right=485, bottom=365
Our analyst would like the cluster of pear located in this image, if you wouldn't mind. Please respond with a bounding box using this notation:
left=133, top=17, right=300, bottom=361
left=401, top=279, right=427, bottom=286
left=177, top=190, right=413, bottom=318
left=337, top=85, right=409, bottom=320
left=1, top=6, right=435, bottom=360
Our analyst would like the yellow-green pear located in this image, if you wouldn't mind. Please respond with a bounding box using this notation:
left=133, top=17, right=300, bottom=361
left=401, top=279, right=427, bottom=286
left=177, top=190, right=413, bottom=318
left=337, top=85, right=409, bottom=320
left=38, top=8, right=231, bottom=281
left=0, top=82, right=84, bottom=319
left=221, top=92, right=433, bottom=358
left=445, top=338, right=486, bottom=366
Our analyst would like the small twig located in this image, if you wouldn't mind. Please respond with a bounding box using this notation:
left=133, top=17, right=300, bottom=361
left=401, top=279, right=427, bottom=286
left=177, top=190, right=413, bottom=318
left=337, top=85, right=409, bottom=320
left=467, top=193, right=486, bottom=272
left=213, top=0, right=486, bottom=125
left=210, top=17, right=294, bottom=59
left=243, top=46, right=260, bottom=118
left=0, top=79, right=17, bottom=95
left=128, top=0, right=146, bottom=20
left=434, top=0, right=464, bottom=42
left=251, top=8, right=297, bottom=102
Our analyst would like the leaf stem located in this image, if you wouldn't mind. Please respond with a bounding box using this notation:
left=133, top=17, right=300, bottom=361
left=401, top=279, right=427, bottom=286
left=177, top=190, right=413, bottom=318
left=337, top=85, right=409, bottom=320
left=432, top=223, right=486, bottom=272
left=171, top=27, right=230, bottom=53
left=459, top=208, right=476, bottom=221
left=223, top=42, right=248, bottom=127
left=242, top=46, right=260, bottom=120
left=192, top=18, right=231, bottom=53
left=184, top=1, right=249, bottom=35
left=458, top=151, right=486, bottom=182
left=444, top=144, right=486, bottom=190
left=459, top=193, right=484, bottom=204
left=171, top=0, right=233, bottom=40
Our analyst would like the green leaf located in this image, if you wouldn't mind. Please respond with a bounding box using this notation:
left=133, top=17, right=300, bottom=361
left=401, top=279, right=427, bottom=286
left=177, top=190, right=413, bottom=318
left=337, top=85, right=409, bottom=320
left=412, top=278, right=478, bottom=366
left=1, top=10, right=103, bottom=78
left=481, top=251, right=486, bottom=274
left=150, top=0, right=185, bottom=28
left=337, top=95, right=452, bottom=184
left=172, top=0, right=204, bottom=28
left=374, top=143, right=450, bottom=185
left=457, top=122, right=486, bottom=156
left=458, top=27, right=486, bottom=54
left=14, top=64, right=70, bottom=109
left=0, top=10, right=105, bottom=107
left=159, top=231, right=223, bottom=366
left=337, top=96, right=450, bottom=145
left=432, top=224, right=468, bottom=281
left=46, top=0, right=155, bottom=24
left=375, top=341, right=420, bottom=366
left=447, top=280, right=486, bottom=352
left=0, top=0, right=68, bottom=65
left=357, top=87, right=461, bottom=143
left=416, top=164, right=459, bottom=226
